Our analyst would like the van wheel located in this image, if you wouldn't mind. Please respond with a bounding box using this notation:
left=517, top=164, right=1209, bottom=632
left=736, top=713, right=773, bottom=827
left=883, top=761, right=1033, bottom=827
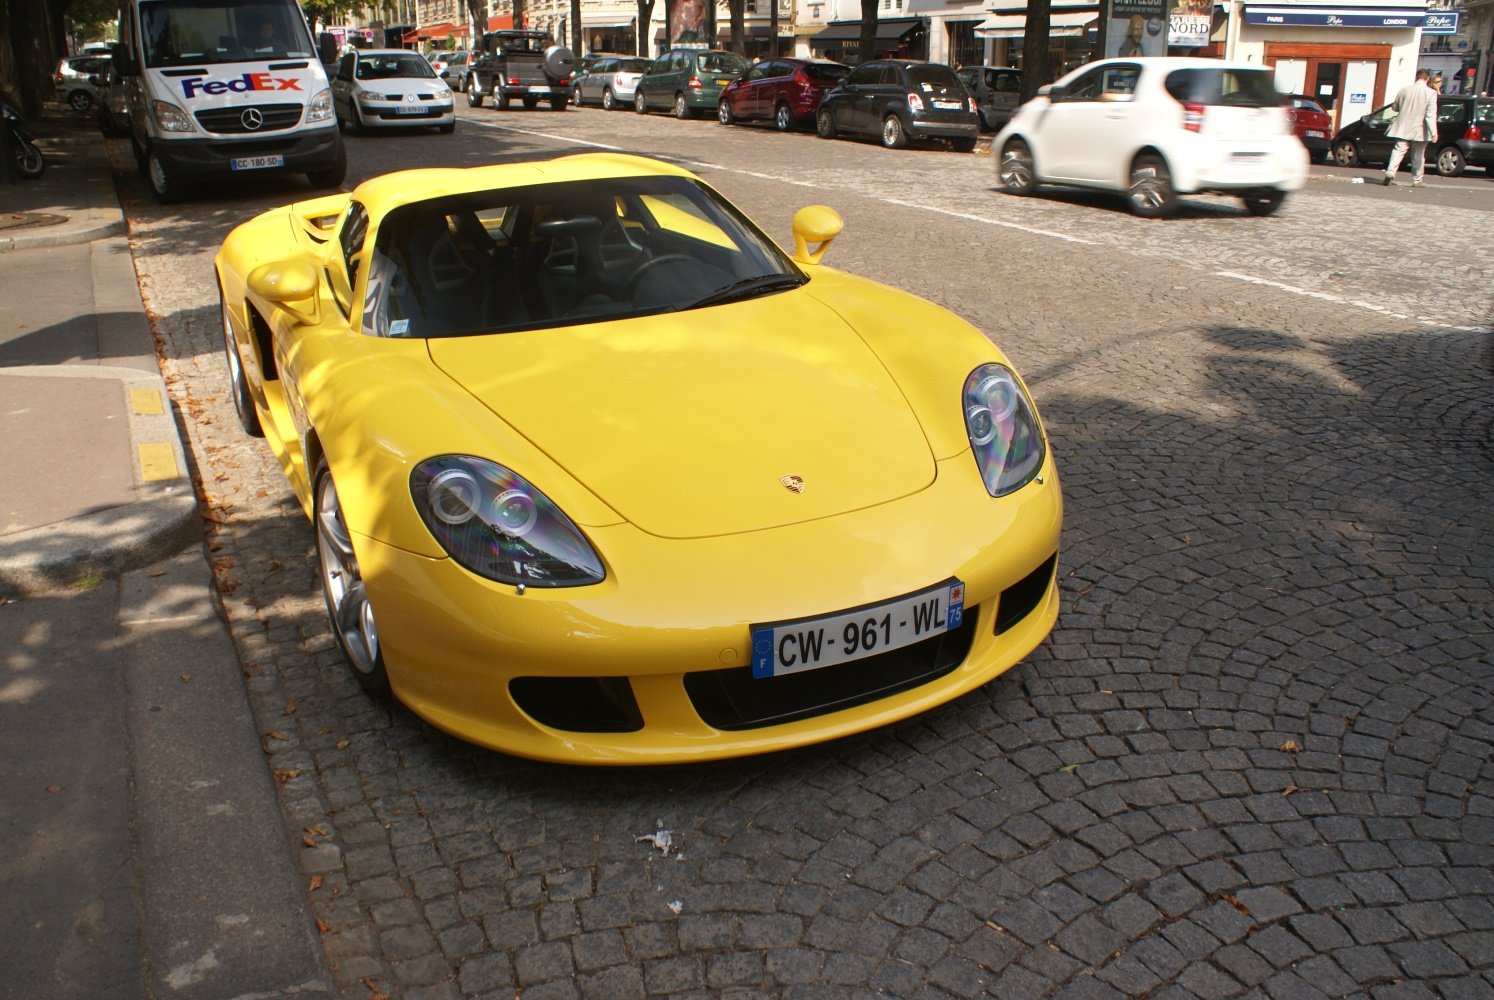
left=1241, top=188, right=1286, bottom=216
left=1436, top=145, right=1466, bottom=177
left=146, top=148, right=182, bottom=204
left=773, top=102, right=793, bottom=131
left=816, top=107, right=836, bottom=139
left=674, top=93, right=691, bottom=119
left=999, top=139, right=1037, bottom=195
left=1128, top=154, right=1177, bottom=218
left=306, top=142, right=346, bottom=189
left=881, top=114, right=907, bottom=149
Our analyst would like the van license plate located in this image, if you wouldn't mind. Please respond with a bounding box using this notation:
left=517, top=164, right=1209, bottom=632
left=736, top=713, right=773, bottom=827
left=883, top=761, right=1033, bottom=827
left=750, top=580, right=965, bottom=679
left=230, top=154, right=284, bottom=171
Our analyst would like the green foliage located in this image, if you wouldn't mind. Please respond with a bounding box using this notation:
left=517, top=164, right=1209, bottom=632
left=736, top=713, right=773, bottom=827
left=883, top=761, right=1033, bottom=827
left=68, top=0, right=119, bottom=40
left=302, top=0, right=363, bottom=23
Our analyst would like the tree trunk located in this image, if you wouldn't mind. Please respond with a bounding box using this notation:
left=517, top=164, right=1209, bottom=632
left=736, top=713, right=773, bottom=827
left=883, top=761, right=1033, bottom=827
left=856, top=0, right=877, bottom=66
left=726, top=0, right=744, bottom=54
left=635, top=0, right=655, bottom=55
left=570, top=0, right=581, bottom=53
left=1018, top=0, right=1051, bottom=102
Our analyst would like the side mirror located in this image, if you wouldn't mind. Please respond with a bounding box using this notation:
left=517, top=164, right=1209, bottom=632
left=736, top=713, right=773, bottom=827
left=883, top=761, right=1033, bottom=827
left=248, top=259, right=321, bottom=324
left=1040, top=83, right=1062, bottom=99
left=318, top=33, right=339, bottom=65
left=790, top=205, right=843, bottom=265
left=112, top=42, right=136, bottom=75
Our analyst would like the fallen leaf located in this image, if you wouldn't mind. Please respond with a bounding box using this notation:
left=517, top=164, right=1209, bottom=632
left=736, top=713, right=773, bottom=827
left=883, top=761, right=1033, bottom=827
left=305, top=825, right=327, bottom=836
left=284, top=698, right=298, bottom=715
left=1222, top=893, right=1252, bottom=915
left=1283, top=785, right=1303, bottom=797
left=361, top=977, right=391, bottom=1000
left=274, top=769, right=301, bottom=786
left=1279, top=740, right=1301, bottom=753
left=265, top=731, right=289, bottom=741
left=303, top=835, right=318, bottom=848
left=309, top=875, right=324, bottom=891
left=179, top=674, right=190, bottom=683
left=148, top=570, right=166, bottom=578
left=45, top=784, right=62, bottom=793
left=336, top=740, right=350, bottom=750
left=1060, top=763, right=1079, bottom=773
left=316, top=918, right=331, bottom=933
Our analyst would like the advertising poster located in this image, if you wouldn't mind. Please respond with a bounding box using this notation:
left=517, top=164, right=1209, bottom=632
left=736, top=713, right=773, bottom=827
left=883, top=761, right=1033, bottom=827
left=670, top=0, right=711, bottom=45
left=1107, top=0, right=1167, bottom=58
left=1169, top=0, right=1212, bottom=46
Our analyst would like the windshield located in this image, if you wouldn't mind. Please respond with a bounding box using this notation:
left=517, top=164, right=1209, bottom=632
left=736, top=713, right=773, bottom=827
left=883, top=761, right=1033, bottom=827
left=362, top=174, right=803, bottom=339
left=140, top=0, right=312, bottom=67
left=357, top=53, right=436, bottom=79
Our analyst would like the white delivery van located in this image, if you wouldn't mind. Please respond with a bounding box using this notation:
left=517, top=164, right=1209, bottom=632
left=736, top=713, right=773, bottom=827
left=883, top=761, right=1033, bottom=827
left=114, top=0, right=346, bottom=202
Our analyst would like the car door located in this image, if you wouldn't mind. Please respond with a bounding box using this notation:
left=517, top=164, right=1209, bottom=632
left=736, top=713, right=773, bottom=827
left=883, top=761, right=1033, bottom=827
left=1034, top=64, right=1140, bottom=183
left=333, top=52, right=356, bottom=117
left=1354, top=103, right=1397, bottom=163
left=735, top=61, right=769, bottom=118
left=761, top=60, right=793, bottom=118
left=641, top=52, right=672, bottom=108
left=830, top=62, right=877, bottom=134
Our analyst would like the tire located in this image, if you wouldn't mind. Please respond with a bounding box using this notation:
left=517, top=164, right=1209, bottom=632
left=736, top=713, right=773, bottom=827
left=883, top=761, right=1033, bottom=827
left=674, top=93, right=691, bottom=119
left=718, top=99, right=734, bottom=125
left=816, top=107, right=835, bottom=139
left=635, top=90, right=648, bottom=114
left=497, top=93, right=511, bottom=111
left=881, top=114, right=907, bottom=149
left=1128, top=154, right=1177, bottom=219
left=1436, top=144, right=1466, bottom=177
left=466, top=80, right=483, bottom=108
left=571, top=85, right=582, bottom=106
left=951, top=136, right=976, bottom=153
left=13, top=135, right=45, bottom=179
left=220, top=291, right=263, bottom=438
left=348, top=102, right=366, bottom=135
left=522, top=95, right=539, bottom=110
left=438, top=120, right=455, bottom=134
left=305, top=141, right=346, bottom=189
left=314, top=459, right=390, bottom=698
left=1333, top=140, right=1360, bottom=168
left=998, top=139, right=1036, bottom=195
left=549, top=96, right=566, bottom=111
left=602, top=87, right=616, bottom=111
left=1241, top=188, right=1286, bottom=216
left=68, top=89, right=93, bottom=112
left=146, top=147, right=181, bottom=204
left=773, top=102, right=792, bottom=132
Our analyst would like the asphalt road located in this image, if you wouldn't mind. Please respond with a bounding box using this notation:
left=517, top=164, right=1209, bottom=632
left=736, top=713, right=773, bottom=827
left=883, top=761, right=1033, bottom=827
left=114, top=107, right=1492, bottom=999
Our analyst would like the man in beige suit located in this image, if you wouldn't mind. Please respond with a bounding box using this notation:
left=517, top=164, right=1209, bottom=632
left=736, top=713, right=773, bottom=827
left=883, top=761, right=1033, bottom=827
left=1382, top=68, right=1439, bottom=187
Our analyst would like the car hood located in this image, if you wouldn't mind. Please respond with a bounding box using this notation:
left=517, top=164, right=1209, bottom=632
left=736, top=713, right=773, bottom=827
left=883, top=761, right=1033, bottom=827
left=426, top=291, right=936, bottom=539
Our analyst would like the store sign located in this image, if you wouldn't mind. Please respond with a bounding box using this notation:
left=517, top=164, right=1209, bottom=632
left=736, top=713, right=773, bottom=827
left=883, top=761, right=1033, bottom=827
left=1243, top=5, right=1426, bottom=28
left=1422, top=11, right=1459, bottom=34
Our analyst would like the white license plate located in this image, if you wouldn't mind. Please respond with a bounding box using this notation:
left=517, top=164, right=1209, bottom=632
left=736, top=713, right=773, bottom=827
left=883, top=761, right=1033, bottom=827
left=230, top=154, right=284, bottom=171
left=1305, top=130, right=1325, bottom=138
left=751, top=580, right=965, bottom=679
left=396, top=104, right=423, bottom=115
left=933, top=100, right=961, bottom=110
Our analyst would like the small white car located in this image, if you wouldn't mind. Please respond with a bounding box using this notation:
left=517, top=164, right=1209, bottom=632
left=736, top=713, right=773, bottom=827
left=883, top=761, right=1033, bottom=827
left=573, top=55, right=650, bottom=111
left=332, top=49, right=455, bottom=134
left=993, top=57, right=1308, bottom=218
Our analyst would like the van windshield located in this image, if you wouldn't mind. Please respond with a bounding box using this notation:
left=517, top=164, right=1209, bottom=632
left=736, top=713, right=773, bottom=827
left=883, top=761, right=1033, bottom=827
left=140, top=0, right=313, bottom=67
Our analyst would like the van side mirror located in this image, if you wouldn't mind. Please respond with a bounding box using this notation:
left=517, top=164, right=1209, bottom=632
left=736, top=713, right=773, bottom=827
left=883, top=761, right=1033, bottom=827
left=112, top=42, right=136, bottom=75
left=318, top=33, right=339, bottom=64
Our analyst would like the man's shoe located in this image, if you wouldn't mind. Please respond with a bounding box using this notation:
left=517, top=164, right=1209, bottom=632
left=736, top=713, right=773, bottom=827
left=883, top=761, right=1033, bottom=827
left=1412, top=178, right=1427, bottom=187
left=1380, top=175, right=1394, bottom=186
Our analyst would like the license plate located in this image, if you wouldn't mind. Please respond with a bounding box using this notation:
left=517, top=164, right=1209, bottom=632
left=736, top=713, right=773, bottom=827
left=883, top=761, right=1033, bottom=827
left=1305, top=130, right=1325, bottom=138
left=396, top=104, right=423, bottom=114
left=751, top=580, right=964, bottom=679
left=230, top=154, right=283, bottom=171
left=933, top=100, right=961, bottom=110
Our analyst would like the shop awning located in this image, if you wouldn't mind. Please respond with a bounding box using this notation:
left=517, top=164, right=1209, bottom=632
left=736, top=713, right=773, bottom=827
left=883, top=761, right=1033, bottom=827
left=485, top=14, right=516, bottom=31
left=809, top=18, right=925, bottom=44
left=404, top=22, right=456, bottom=42
left=583, top=20, right=636, bottom=29
left=976, top=10, right=1097, bottom=38
left=1241, top=4, right=1424, bottom=27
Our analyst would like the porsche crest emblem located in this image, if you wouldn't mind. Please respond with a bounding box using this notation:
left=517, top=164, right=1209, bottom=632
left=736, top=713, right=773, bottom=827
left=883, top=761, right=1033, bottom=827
left=779, top=475, right=805, bottom=494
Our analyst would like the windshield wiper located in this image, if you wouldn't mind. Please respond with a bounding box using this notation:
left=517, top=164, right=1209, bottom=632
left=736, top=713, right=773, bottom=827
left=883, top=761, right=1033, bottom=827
left=686, top=273, right=806, bottom=310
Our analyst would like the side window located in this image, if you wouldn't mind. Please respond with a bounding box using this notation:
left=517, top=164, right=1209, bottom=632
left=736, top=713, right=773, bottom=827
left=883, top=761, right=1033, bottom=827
left=1060, top=66, right=1106, bottom=101
left=747, top=63, right=767, bottom=81
left=1102, top=65, right=1141, bottom=99
left=339, top=201, right=369, bottom=298
left=878, top=64, right=899, bottom=87
left=1437, top=99, right=1466, bottom=125
left=846, top=63, right=879, bottom=86
left=994, top=71, right=1020, bottom=93
left=337, top=53, right=354, bottom=81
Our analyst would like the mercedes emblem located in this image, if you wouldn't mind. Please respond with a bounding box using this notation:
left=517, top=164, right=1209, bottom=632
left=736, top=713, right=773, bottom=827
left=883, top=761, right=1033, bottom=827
left=240, top=107, right=264, bottom=130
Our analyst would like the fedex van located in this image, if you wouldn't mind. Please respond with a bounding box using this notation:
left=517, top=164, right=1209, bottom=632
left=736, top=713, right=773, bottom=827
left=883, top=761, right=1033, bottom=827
left=114, top=0, right=346, bottom=202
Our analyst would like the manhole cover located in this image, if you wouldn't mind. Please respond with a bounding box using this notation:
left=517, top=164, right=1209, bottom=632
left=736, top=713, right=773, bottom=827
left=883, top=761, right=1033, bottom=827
left=0, top=212, right=68, bottom=232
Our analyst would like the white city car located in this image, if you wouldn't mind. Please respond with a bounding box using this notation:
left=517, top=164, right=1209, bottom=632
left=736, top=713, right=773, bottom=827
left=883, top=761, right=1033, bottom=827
left=994, top=57, right=1309, bottom=218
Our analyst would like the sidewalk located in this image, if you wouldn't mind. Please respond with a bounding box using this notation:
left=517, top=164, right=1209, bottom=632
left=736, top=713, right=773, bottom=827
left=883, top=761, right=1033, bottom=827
left=0, top=106, right=333, bottom=999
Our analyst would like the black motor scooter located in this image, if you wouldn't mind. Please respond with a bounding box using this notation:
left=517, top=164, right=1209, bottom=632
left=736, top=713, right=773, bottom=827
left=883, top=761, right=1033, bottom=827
left=1, top=100, right=46, bottom=180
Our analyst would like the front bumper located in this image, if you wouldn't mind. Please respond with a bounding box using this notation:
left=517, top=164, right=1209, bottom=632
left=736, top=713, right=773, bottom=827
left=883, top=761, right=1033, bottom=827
left=357, top=451, right=1063, bottom=764
left=148, top=124, right=341, bottom=179
left=356, top=97, right=455, bottom=126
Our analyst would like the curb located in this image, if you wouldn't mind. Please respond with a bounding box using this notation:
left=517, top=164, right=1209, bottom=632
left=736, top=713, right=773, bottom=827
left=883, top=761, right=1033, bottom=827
left=0, top=216, right=127, bottom=251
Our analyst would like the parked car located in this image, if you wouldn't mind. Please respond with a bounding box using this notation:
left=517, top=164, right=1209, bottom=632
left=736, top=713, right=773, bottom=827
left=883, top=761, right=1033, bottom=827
left=448, top=50, right=479, bottom=90
left=573, top=55, right=650, bottom=110
left=994, top=57, right=1308, bottom=218
left=214, top=152, right=1061, bottom=763
left=428, top=50, right=465, bottom=78
left=956, top=65, right=1023, bottom=132
left=718, top=57, right=849, bottom=131
left=1284, top=94, right=1332, bottom=163
left=95, top=61, right=131, bottom=138
left=54, top=54, right=109, bottom=112
left=635, top=47, right=750, bottom=118
left=815, top=59, right=979, bottom=151
left=1331, top=93, right=1494, bottom=177
left=332, top=49, right=455, bottom=133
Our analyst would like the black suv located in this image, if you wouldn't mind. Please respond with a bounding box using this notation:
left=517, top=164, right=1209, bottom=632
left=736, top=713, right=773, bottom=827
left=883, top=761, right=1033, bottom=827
left=466, top=30, right=575, bottom=110
left=815, top=60, right=979, bottom=151
left=1331, top=93, right=1494, bottom=177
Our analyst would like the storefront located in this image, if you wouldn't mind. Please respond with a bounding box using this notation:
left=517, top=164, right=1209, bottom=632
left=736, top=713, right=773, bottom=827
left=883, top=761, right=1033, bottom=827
left=1220, top=0, right=1428, bottom=130
left=974, top=3, right=1099, bottom=73
left=807, top=17, right=929, bottom=63
left=582, top=20, right=637, bottom=55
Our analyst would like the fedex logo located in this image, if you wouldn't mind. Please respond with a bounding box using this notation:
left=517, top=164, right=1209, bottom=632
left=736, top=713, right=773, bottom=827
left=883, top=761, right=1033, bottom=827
left=181, top=73, right=302, bottom=98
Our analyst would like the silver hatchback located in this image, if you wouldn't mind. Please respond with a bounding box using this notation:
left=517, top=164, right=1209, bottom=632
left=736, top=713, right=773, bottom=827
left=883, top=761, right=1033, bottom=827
left=573, top=56, right=650, bottom=111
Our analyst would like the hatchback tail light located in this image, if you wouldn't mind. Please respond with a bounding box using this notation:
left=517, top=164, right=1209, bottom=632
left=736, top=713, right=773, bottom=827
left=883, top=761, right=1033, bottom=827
left=968, top=97, right=977, bottom=113
left=688, top=75, right=702, bottom=89
left=1181, top=100, right=1206, bottom=132
left=907, top=92, right=924, bottom=111
left=1466, top=124, right=1484, bottom=142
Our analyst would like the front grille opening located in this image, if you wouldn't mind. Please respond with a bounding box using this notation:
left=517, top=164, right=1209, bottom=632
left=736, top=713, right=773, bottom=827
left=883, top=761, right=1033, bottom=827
left=685, top=612, right=978, bottom=732
left=509, top=676, right=643, bottom=733
left=995, top=552, right=1058, bottom=635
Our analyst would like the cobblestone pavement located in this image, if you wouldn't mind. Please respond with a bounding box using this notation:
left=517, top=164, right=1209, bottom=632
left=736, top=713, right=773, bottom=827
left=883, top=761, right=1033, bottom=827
left=114, top=108, right=1492, bottom=999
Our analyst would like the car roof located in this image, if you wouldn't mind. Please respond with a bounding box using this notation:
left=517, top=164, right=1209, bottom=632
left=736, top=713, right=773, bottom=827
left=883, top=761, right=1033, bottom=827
left=357, top=48, right=429, bottom=57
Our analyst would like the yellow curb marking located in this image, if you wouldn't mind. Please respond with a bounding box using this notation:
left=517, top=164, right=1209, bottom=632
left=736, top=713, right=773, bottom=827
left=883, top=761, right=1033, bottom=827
left=138, top=442, right=178, bottom=482
left=130, top=387, right=164, bottom=415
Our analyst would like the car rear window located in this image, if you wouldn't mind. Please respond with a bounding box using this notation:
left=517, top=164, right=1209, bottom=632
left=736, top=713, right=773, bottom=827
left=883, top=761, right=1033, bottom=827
left=1290, top=96, right=1326, bottom=113
left=618, top=58, right=649, bottom=72
left=1165, top=68, right=1279, bottom=107
left=905, top=65, right=962, bottom=97
left=804, top=63, right=848, bottom=83
left=697, top=52, right=748, bottom=75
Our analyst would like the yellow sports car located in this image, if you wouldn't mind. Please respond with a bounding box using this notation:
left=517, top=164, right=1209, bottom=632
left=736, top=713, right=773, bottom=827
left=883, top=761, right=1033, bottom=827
left=215, top=153, right=1062, bottom=764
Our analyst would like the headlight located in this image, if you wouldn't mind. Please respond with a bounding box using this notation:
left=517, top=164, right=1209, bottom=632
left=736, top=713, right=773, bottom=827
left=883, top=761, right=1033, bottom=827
left=412, top=456, right=605, bottom=587
left=963, top=364, right=1045, bottom=496
left=151, top=100, right=195, bottom=132
left=307, top=87, right=334, bottom=122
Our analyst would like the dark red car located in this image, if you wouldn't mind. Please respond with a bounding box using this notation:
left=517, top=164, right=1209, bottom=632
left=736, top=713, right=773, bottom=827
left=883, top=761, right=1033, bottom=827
left=1285, top=94, right=1332, bottom=163
left=718, top=57, right=850, bottom=132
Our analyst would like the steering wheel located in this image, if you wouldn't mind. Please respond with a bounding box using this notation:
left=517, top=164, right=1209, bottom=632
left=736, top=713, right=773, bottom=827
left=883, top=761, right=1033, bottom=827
left=625, top=253, right=696, bottom=292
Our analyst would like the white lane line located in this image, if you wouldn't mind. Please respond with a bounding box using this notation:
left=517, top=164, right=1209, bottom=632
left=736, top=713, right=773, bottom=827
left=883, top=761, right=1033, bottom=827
left=1215, top=271, right=1491, bottom=331
left=465, top=118, right=625, bottom=150
left=882, top=197, right=1096, bottom=245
